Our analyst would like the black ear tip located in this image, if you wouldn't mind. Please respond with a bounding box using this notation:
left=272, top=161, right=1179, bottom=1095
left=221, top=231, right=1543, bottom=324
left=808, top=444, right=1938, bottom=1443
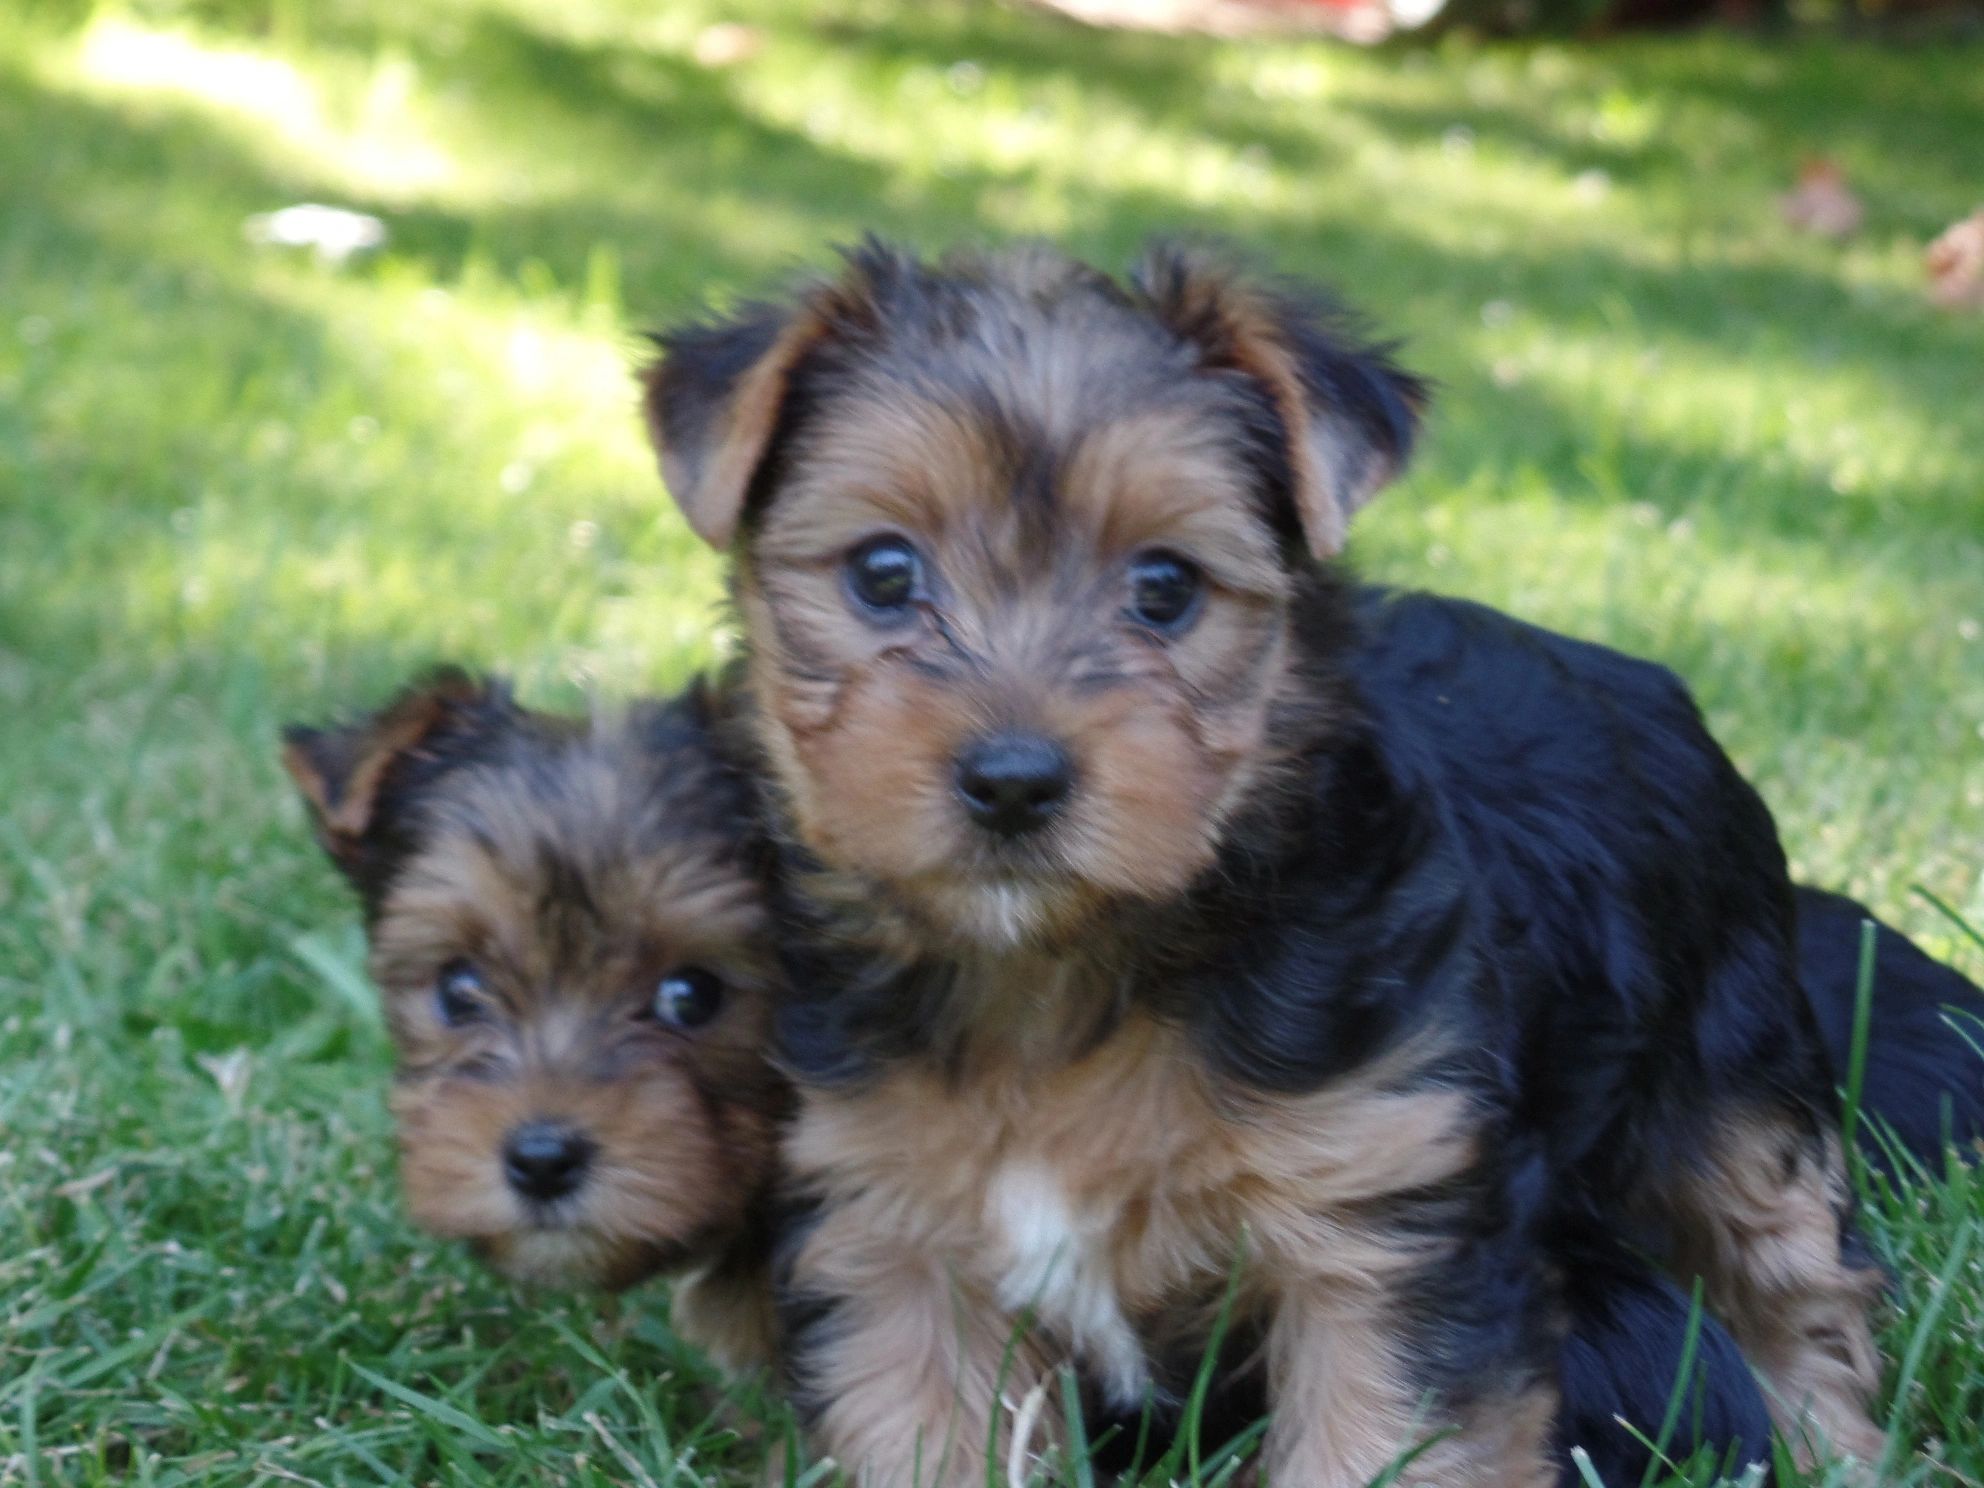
left=846, top=230, right=905, bottom=264
left=404, top=664, right=493, bottom=712
left=1365, top=353, right=1430, bottom=456
left=635, top=336, right=669, bottom=389
left=1130, top=237, right=1197, bottom=292
left=416, top=661, right=474, bottom=687
left=279, top=723, right=343, bottom=787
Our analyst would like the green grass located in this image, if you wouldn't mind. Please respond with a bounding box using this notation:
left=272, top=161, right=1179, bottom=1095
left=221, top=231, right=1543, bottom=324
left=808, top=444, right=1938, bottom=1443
left=1, top=0, right=1980, bottom=1481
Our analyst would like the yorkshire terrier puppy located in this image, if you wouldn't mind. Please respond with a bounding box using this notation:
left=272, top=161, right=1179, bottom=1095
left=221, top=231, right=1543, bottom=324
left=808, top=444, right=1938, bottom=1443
left=642, top=240, right=1897, bottom=1486
left=283, top=670, right=785, bottom=1371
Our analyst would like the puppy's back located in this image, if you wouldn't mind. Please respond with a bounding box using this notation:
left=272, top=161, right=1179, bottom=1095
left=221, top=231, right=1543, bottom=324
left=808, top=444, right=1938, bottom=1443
left=1795, top=885, right=1984, bottom=1177
left=1347, top=586, right=1827, bottom=1185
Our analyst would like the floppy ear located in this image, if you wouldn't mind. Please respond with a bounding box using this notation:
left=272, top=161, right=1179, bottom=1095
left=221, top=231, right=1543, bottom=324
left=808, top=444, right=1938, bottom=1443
left=1133, top=243, right=1428, bottom=560
left=639, top=240, right=923, bottom=549
left=281, top=667, right=498, bottom=875
left=638, top=300, right=837, bottom=551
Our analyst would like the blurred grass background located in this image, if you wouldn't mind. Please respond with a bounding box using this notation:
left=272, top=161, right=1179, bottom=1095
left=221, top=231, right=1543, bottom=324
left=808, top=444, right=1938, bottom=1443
left=0, top=0, right=1980, bottom=1483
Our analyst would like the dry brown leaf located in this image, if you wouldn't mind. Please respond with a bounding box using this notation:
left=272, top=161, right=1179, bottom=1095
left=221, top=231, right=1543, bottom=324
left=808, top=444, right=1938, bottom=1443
left=1926, top=209, right=1984, bottom=312
left=1778, top=158, right=1865, bottom=239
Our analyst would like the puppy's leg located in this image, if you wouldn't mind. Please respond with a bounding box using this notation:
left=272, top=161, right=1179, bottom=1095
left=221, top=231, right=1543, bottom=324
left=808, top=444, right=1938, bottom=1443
left=1260, top=1281, right=1424, bottom=1487
left=1657, top=1114, right=1886, bottom=1469
left=672, top=1243, right=779, bottom=1377
left=787, top=1225, right=1055, bottom=1488
left=1553, top=1225, right=1776, bottom=1486
left=1260, top=1272, right=1557, bottom=1487
left=1234, top=1065, right=1558, bottom=1485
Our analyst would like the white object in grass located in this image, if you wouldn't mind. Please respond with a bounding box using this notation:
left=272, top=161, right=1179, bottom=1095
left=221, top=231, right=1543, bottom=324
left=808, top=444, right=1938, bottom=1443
left=244, top=204, right=387, bottom=265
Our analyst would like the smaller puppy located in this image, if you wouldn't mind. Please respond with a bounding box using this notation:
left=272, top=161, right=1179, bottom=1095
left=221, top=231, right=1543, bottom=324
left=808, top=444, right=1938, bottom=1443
left=283, top=669, right=785, bottom=1370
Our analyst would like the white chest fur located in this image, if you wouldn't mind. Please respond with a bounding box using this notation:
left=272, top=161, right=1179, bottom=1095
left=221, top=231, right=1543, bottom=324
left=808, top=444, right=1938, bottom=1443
left=985, top=1158, right=1151, bottom=1407
left=788, top=1015, right=1261, bottom=1413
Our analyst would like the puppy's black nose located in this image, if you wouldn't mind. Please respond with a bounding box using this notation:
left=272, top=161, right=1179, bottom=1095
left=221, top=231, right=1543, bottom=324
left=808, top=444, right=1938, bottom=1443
left=955, top=732, right=1073, bottom=837
left=502, top=1121, right=593, bottom=1202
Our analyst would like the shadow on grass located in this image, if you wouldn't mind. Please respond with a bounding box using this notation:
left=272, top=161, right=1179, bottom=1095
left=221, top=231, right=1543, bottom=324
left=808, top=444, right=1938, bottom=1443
left=5, top=5, right=1978, bottom=693
left=394, top=5, right=1984, bottom=513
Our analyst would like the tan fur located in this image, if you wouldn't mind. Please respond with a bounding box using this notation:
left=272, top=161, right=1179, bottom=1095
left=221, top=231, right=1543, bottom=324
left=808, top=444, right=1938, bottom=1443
left=662, top=308, right=830, bottom=549
left=362, top=717, right=783, bottom=1295
left=1648, top=1115, right=1887, bottom=1468
left=291, top=679, right=793, bottom=1373
left=1063, top=410, right=1292, bottom=599
left=734, top=363, right=1307, bottom=954
left=643, top=243, right=1890, bottom=1484
left=1267, top=1299, right=1557, bottom=1487
left=672, top=1246, right=781, bottom=1377
left=1133, top=244, right=1419, bottom=560
left=282, top=672, right=479, bottom=850
left=785, top=1014, right=1517, bottom=1486
left=794, top=1240, right=1062, bottom=1488
left=651, top=243, right=1417, bottom=566
left=667, top=246, right=1535, bottom=1479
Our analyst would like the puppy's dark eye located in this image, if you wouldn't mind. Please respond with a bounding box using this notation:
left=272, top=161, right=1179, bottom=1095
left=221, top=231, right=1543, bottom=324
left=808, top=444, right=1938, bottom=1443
left=436, top=959, right=487, bottom=1026
left=844, top=536, right=923, bottom=617
left=1127, top=551, right=1203, bottom=632
left=652, top=967, right=724, bottom=1030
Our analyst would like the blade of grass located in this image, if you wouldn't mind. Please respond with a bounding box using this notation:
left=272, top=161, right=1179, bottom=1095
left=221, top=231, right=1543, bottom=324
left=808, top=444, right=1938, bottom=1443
left=17, top=1363, right=40, bottom=1488
left=344, top=1362, right=507, bottom=1452
left=1057, top=1367, right=1095, bottom=1488
left=1878, top=1216, right=1978, bottom=1481
left=1840, top=917, right=1879, bottom=1190
left=1912, top=887, right=1984, bottom=959
left=1636, top=1276, right=1708, bottom=1488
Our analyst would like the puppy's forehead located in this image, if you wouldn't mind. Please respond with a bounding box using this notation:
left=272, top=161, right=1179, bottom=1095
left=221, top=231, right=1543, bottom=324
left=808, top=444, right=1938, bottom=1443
left=777, top=289, right=1283, bottom=577
left=377, top=731, right=764, bottom=986
left=882, top=276, right=1179, bottom=429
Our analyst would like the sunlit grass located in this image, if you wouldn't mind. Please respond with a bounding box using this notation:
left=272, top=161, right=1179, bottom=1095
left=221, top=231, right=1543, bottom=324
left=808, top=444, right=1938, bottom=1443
left=69, top=17, right=464, bottom=202
left=1, top=0, right=1980, bottom=1482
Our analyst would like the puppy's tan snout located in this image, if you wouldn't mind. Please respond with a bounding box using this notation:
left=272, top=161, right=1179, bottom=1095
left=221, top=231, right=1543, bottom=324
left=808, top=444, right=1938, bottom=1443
left=953, top=730, right=1073, bottom=838
left=500, top=1119, right=594, bottom=1203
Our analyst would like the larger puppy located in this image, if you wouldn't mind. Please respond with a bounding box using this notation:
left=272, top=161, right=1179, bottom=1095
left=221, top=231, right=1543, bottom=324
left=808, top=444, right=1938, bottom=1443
left=643, top=241, right=1888, bottom=1485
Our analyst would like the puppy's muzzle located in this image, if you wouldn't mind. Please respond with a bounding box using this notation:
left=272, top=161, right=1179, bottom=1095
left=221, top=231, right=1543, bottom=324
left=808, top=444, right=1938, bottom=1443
left=501, top=1119, right=595, bottom=1203
left=954, top=731, right=1073, bottom=838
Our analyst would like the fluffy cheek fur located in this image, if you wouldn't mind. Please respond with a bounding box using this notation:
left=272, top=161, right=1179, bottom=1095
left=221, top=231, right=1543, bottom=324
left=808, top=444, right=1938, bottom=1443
left=744, top=580, right=1286, bottom=938
left=1052, top=657, right=1280, bottom=899
left=389, top=1068, right=773, bottom=1292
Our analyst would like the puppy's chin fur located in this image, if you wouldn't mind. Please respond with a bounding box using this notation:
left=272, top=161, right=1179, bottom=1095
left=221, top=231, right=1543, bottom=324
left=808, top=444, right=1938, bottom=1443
left=912, top=873, right=1103, bottom=952
left=475, top=1227, right=686, bottom=1293
left=945, top=878, right=1060, bottom=950
left=400, top=1156, right=709, bottom=1293
left=477, top=1227, right=628, bottom=1289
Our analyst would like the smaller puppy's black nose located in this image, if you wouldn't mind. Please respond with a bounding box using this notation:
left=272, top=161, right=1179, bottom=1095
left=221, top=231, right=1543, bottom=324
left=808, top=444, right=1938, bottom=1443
left=955, top=732, right=1073, bottom=837
left=502, top=1121, right=593, bottom=1203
